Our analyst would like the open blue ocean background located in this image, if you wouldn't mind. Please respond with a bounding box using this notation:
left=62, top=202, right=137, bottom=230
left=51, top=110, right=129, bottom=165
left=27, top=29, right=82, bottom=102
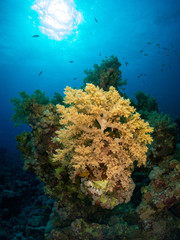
left=0, top=1, right=180, bottom=239
left=0, top=0, right=180, bottom=152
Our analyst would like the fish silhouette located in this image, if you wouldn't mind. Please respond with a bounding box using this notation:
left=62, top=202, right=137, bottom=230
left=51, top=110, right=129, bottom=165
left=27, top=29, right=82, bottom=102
left=94, top=17, right=98, bottom=23
left=39, top=71, right=43, bottom=76
left=69, top=61, right=74, bottom=63
left=32, top=35, right=40, bottom=38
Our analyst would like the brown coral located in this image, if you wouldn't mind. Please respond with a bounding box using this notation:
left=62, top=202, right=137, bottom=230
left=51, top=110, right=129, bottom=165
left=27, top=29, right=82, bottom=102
left=53, top=84, right=153, bottom=208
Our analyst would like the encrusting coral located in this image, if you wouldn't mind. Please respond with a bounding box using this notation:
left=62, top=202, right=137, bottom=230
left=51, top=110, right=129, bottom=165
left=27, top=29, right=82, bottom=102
left=53, top=83, right=153, bottom=209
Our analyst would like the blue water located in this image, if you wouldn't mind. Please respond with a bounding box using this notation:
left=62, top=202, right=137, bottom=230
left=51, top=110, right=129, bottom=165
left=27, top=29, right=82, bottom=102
left=0, top=0, right=180, bottom=151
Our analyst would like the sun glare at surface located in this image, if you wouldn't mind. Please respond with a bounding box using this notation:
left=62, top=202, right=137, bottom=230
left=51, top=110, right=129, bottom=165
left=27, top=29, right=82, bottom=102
left=31, top=0, right=83, bottom=40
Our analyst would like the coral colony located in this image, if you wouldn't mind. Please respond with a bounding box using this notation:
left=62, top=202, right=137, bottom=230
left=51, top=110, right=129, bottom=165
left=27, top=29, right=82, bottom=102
left=53, top=84, right=153, bottom=209
left=11, top=56, right=180, bottom=239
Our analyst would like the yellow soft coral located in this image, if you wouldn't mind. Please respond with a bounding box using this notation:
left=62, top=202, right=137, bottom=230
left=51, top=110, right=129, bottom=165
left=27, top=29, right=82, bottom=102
left=53, top=84, right=153, bottom=208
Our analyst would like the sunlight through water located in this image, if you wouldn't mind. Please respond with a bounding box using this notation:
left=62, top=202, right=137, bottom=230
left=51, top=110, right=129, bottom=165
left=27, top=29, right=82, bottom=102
left=31, top=0, right=83, bottom=40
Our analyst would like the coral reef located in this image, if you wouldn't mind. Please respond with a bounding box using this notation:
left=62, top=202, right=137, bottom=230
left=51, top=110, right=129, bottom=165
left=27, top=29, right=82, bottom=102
left=82, top=55, right=127, bottom=94
left=175, top=116, right=180, bottom=143
left=11, top=89, right=63, bottom=127
left=11, top=91, right=77, bottom=207
left=136, top=145, right=180, bottom=239
left=131, top=92, right=177, bottom=162
left=53, top=83, right=153, bottom=209
left=11, top=90, right=50, bottom=127
left=10, top=56, right=180, bottom=239
left=131, top=91, right=159, bottom=119
left=44, top=203, right=142, bottom=240
left=15, top=102, right=60, bottom=190
left=147, top=111, right=177, bottom=161
left=0, top=148, right=53, bottom=240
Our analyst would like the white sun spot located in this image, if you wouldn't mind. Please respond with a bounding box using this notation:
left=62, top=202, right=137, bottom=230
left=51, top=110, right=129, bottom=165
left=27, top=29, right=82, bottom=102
left=31, top=0, right=83, bottom=40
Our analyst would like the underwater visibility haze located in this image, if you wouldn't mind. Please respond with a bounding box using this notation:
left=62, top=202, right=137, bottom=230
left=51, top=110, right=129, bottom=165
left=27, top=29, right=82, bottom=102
left=0, top=0, right=180, bottom=239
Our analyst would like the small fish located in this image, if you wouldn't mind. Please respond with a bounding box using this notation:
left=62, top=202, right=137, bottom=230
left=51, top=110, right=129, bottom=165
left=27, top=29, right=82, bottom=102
left=69, top=60, right=74, bottom=63
left=156, top=43, right=160, bottom=47
left=163, top=47, right=168, bottom=51
left=144, top=73, right=147, bottom=76
left=160, top=69, right=164, bottom=72
left=94, top=17, right=98, bottom=23
left=105, top=56, right=108, bottom=58
left=144, top=53, right=148, bottom=56
left=137, top=75, right=140, bottom=78
left=162, top=64, right=166, bottom=66
left=140, top=49, right=144, bottom=53
left=125, top=61, right=128, bottom=66
left=73, top=77, right=77, bottom=80
left=39, top=71, right=43, bottom=76
left=140, top=73, right=143, bottom=76
left=32, top=34, right=40, bottom=38
left=147, top=42, right=151, bottom=44
left=99, top=52, right=101, bottom=56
